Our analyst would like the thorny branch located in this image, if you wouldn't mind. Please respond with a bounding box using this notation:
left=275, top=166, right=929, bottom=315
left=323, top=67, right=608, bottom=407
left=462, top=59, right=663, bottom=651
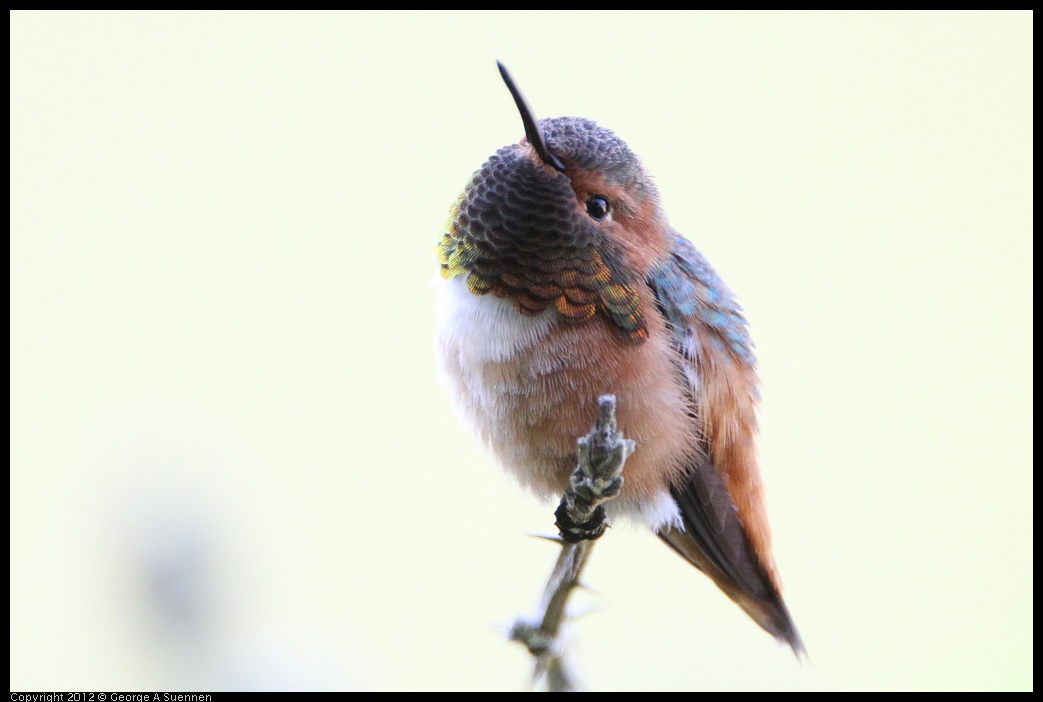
left=508, top=395, right=635, bottom=691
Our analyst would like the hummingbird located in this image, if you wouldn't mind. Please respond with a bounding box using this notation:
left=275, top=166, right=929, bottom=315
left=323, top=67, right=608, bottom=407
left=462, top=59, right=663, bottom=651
left=436, top=62, right=803, bottom=655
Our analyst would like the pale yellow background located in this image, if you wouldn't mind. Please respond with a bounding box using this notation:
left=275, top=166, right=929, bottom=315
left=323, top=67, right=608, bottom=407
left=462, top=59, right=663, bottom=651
left=11, top=11, right=1032, bottom=691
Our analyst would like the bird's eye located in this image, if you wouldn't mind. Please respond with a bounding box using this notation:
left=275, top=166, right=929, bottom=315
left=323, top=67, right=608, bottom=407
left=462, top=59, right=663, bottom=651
left=586, top=195, right=611, bottom=221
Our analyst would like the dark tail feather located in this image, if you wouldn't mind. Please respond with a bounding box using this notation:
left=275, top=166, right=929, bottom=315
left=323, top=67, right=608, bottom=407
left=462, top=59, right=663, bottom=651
left=652, top=451, right=805, bottom=657
left=658, top=527, right=805, bottom=658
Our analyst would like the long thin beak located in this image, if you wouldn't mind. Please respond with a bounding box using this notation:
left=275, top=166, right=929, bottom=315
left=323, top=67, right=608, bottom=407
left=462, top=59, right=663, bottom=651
left=497, top=61, right=566, bottom=172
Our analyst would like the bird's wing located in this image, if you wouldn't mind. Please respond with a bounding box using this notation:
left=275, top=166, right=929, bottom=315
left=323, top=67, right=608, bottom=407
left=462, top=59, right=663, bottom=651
left=648, top=231, right=803, bottom=654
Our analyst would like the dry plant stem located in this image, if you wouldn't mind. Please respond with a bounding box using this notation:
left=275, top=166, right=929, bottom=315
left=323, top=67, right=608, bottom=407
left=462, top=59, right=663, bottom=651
left=509, top=395, right=635, bottom=691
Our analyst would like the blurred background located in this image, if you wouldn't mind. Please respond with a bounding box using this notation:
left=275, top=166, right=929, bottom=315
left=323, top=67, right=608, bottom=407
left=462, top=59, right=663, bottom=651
left=11, top=11, right=1031, bottom=691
